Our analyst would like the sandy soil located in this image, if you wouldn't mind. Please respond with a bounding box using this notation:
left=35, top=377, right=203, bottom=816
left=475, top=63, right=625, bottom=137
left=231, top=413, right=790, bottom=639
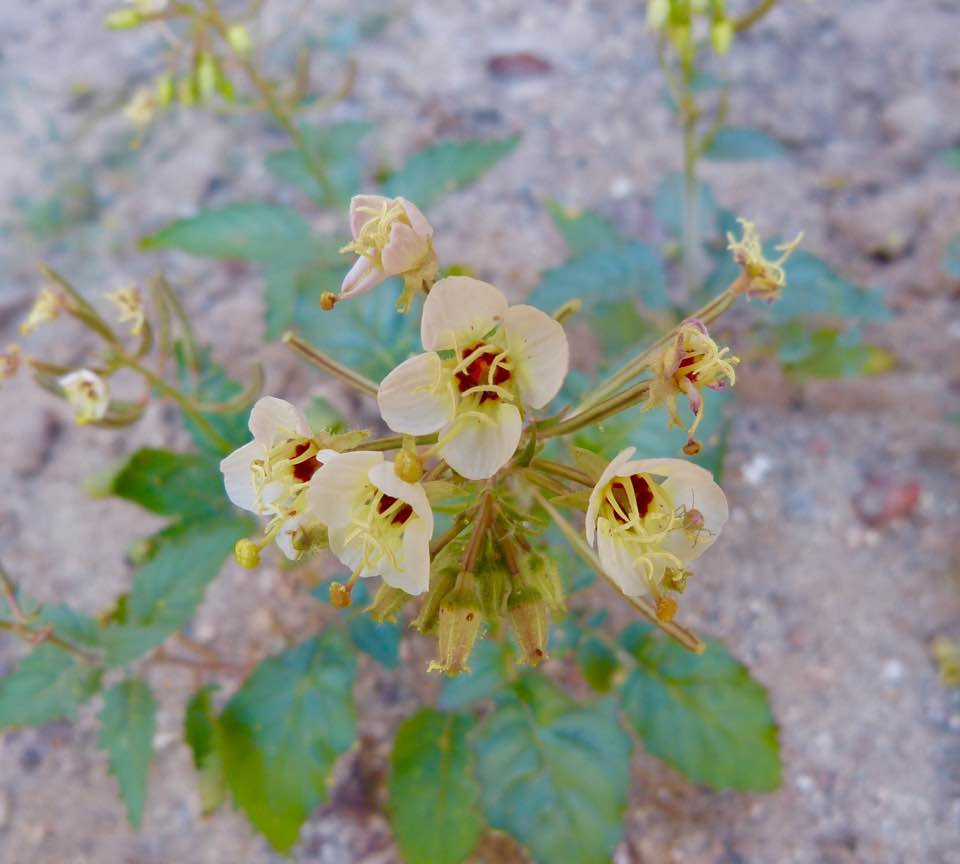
left=1, top=1, right=959, bottom=862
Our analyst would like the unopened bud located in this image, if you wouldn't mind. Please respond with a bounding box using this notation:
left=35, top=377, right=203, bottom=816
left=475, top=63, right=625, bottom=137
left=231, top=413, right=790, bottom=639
left=226, top=24, right=252, bottom=55
left=711, top=18, right=733, bottom=55
left=290, top=521, right=328, bottom=553
left=319, top=291, right=338, bottom=311
left=105, top=8, right=143, bottom=29
left=428, top=574, right=482, bottom=676
left=367, top=583, right=411, bottom=623
left=411, top=566, right=457, bottom=634
left=508, top=591, right=550, bottom=667
left=196, top=53, right=217, bottom=100
left=234, top=538, right=260, bottom=569
left=329, top=581, right=353, bottom=608
left=155, top=72, right=175, bottom=107
left=393, top=449, right=423, bottom=483
left=683, top=438, right=702, bottom=456
left=655, top=595, right=678, bottom=622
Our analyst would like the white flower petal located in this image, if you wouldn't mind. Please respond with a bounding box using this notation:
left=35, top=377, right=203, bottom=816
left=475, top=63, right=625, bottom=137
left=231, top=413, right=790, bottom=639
left=391, top=516, right=431, bottom=595
left=585, top=447, right=636, bottom=547
left=378, top=352, right=456, bottom=435
left=274, top=516, right=303, bottom=561
left=596, top=519, right=647, bottom=596
left=368, top=462, right=434, bottom=531
left=421, top=277, right=508, bottom=351
left=349, top=194, right=389, bottom=239
left=328, top=523, right=366, bottom=573
left=501, top=304, right=569, bottom=409
left=249, top=396, right=311, bottom=443
left=341, top=255, right=387, bottom=299
left=219, top=439, right=265, bottom=512
left=440, top=402, right=522, bottom=480
left=628, top=457, right=728, bottom=562
left=397, top=198, right=433, bottom=239
left=381, top=223, right=429, bottom=276
left=310, top=450, right=383, bottom=530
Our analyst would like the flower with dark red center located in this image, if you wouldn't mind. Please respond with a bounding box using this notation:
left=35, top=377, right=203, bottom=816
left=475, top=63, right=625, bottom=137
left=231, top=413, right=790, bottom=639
left=377, top=276, right=569, bottom=480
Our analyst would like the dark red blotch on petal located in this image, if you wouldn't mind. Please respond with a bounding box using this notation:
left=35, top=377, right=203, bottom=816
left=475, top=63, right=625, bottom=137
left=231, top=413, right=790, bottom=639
left=377, top=493, right=414, bottom=525
left=455, top=343, right=511, bottom=402
left=611, top=475, right=654, bottom=523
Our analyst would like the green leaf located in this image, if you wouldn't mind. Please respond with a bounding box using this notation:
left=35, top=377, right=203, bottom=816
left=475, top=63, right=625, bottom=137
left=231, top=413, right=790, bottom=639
left=473, top=673, right=632, bottom=864
left=101, top=515, right=251, bottom=665
left=294, top=275, right=422, bottom=379
left=263, top=234, right=343, bottom=340
left=942, top=233, right=960, bottom=278
left=653, top=173, right=717, bottom=240
left=0, top=644, right=102, bottom=729
left=388, top=709, right=484, bottom=864
left=185, top=685, right=227, bottom=815
left=528, top=243, right=667, bottom=313
left=545, top=200, right=624, bottom=257
left=577, top=636, right=621, bottom=693
left=619, top=623, right=781, bottom=792
left=347, top=616, right=401, bottom=667
left=780, top=327, right=896, bottom=379
left=142, top=203, right=312, bottom=261
left=771, top=250, right=888, bottom=322
left=437, top=639, right=512, bottom=709
left=703, top=126, right=785, bottom=161
left=99, top=677, right=156, bottom=828
left=382, top=136, right=520, bottom=210
left=266, top=121, right=373, bottom=206
left=108, top=448, right=229, bottom=519
left=218, top=634, right=357, bottom=853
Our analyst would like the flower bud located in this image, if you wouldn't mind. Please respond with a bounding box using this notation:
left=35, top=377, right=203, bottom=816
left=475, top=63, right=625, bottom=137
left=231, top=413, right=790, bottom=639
left=428, top=574, right=482, bottom=676
left=711, top=18, right=733, bottom=55
left=290, top=521, right=328, bottom=554
left=226, top=24, right=252, bottom=55
left=196, top=53, right=218, bottom=100
left=234, top=538, right=261, bottom=569
left=393, top=448, right=423, bottom=483
left=367, top=583, right=412, bottom=623
left=155, top=73, right=176, bottom=107
left=105, top=9, right=143, bottom=29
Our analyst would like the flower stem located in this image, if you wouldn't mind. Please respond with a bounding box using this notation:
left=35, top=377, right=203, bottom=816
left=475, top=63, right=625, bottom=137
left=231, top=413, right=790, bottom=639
left=733, top=0, right=780, bottom=32
left=360, top=432, right=438, bottom=452
left=529, top=458, right=594, bottom=487
left=123, top=357, right=233, bottom=452
left=461, top=490, right=494, bottom=575
left=282, top=331, right=379, bottom=398
left=530, top=488, right=705, bottom=654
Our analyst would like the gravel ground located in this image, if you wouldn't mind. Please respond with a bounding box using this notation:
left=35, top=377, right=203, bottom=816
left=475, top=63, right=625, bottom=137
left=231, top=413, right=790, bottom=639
left=1, top=1, right=959, bottom=862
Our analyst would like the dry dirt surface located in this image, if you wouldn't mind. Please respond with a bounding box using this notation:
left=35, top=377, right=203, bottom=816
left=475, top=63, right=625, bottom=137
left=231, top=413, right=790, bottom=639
left=1, top=1, right=959, bottom=862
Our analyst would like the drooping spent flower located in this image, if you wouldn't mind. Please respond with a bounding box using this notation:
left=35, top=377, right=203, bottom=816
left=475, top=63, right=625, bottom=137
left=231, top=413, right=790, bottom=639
left=644, top=319, right=738, bottom=454
left=339, top=195, right=437, bottom=309
left=59, top=369, right=109, bottom=425
left=219, top=396, right=329, bottom=560
left=586, top=448, right=728, bottom=620
left=105, top=285, right=146, bottom=335
left=309, top=450, right=434, bottom=596
left=377, top=276, right=569, bottom=480
left=727, top=218, right=803, bottom=302
left=21, top=288, right=65, bottom=335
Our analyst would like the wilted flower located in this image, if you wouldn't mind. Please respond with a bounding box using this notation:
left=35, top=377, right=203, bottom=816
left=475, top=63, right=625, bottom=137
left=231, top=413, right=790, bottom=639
left=585, top=448, right=728, bottom=619
left=21, top=288, right=65, bottom=335
left=0, top=344, right=21, bottom=381
left=106, top=285, right=146, bottom=335
left=727, top=218, right=803, bottom=302
left=339, top=195, right=437, bottom=305
left=644, top=319, right=738, bottom=452
left=377, top=276, right=569, bottom=480
left=220, top=396, right=329, bottom=560
left=309, top=450, right=434, bottom=595
left=59, top=369, right=109, bottom=425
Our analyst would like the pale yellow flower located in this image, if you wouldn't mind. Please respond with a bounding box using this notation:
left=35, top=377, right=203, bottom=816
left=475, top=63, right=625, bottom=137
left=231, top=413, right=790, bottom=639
left=106, top=285, right=146, bottom=335
left=59, top=369, right=109, bottom=425
left=727, top=218, right=803, bottom=302
left=21, top=288, right=65, bottom=335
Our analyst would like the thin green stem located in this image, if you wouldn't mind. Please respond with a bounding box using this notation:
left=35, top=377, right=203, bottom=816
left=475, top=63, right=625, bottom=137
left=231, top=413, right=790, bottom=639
left=360, top=432, right=438, bottom=452
left=282, top=332, right=378, bottom=398
left=733, top=0, right=779, bottom=32
left=539, top=379, right=652, bottom=440
left=529, top=459, right=594, bottom=487
left=529, top=489, right=704, bottom=654
left=124, top=357, right=233, bottom=452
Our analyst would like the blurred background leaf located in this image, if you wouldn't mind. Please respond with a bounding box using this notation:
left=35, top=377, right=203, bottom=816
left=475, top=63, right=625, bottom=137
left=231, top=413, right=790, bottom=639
left=702, top=126, right=786, bottom=161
